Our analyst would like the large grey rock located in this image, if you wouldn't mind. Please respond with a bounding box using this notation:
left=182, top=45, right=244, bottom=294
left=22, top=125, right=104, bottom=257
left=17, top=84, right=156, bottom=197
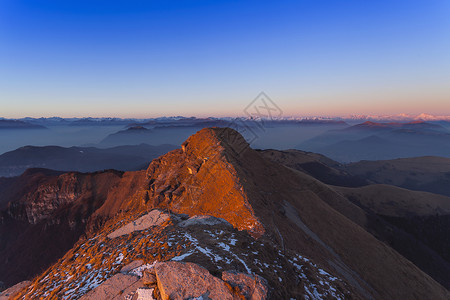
left=177, top=215, right=232, bottom=228
left=121, top=260, right=145, bottom=273
left=154, top=261, right=234, bottom=300
left=108, top=210, right=170, bottom=239
left=0, top=281, right=30, bottom=299
left=79, top=273, right=140, bottom=299
left=222, top=271, right=268, bottom=300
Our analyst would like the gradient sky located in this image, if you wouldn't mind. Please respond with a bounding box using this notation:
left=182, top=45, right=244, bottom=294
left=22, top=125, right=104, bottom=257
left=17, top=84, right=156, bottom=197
left=0, top=0, right=449, bottom=118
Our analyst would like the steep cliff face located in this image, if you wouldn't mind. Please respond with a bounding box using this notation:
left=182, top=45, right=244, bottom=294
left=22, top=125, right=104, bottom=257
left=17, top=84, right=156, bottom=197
left=0, top=169, right=125, bottom=287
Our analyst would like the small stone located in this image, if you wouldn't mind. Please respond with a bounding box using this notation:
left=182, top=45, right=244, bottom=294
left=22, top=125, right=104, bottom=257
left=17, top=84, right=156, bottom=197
left=142, top=269, right=157, bottom=285
left=132, top=288, right=155, bottom=300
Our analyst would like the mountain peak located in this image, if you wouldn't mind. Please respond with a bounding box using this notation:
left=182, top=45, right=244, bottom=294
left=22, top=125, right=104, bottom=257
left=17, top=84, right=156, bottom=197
left=359, top=121, right=389, bottom=127
left=181, top=127, right=250, bottom=160
left=406, top=120, right=426, bottom=125
left=144, top=127, right=264, bottom=237
left=126, top=125, right=148, bottom=131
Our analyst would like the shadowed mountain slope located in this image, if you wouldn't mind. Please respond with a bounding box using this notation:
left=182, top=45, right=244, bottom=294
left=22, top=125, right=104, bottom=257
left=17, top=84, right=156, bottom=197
left=346, top=156, right=450, bottom=197
left=0, top=169, right=125, bottom=286
left=257, top=149, right=450, bottom=289
left=258, top=149, right=369, bottom=187
left=334, top=184, right=450, bottom=289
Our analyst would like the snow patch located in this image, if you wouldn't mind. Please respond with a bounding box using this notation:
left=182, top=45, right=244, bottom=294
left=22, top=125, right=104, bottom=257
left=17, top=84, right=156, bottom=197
left=129, top=262, right=157, bottom=277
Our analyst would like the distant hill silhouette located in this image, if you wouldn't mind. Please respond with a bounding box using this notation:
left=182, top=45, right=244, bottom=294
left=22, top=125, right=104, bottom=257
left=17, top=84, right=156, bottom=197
left=0, top=143, right=177, bottom=177
left=0, top=119, right=46, bottom=130
left=345, top=156, right=450, bottom=197
left=297, top=121, right=450, bottom=162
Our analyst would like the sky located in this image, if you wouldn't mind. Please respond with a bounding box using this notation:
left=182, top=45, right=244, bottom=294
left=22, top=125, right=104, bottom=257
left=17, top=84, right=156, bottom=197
left=0, top=0, right=449, bottom=118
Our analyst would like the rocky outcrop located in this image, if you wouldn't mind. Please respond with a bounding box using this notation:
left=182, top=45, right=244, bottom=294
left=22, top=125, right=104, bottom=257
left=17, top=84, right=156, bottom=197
left=80, top=260, right=269, bottom=300
left=151, top=261, right=269, bottom=300
left=7, top=171, right=123, bottom=225
left=142, top=128, right=265, bottom=237
left=0, top=170, right=125, bottom=287
left=222, top=271, right=268, bottom=300
left=154, top=261, right=234, bottom=300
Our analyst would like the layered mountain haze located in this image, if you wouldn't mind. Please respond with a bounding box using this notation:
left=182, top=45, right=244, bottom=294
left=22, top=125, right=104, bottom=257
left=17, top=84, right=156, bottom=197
left=1, top=128, right=449, bottom=299
left=298, top=121, right=450, bottom=162
left=0, top=120, right=46, bottom=130
left=0, top=143, right=177, bottom=177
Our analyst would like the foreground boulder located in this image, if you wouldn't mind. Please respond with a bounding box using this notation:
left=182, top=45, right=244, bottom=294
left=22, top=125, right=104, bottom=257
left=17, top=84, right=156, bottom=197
left=222, top=271, right=268, bottom=300
left=79, top=273, right=140, bottom=299
left=155, top=261, right=234, bottom=300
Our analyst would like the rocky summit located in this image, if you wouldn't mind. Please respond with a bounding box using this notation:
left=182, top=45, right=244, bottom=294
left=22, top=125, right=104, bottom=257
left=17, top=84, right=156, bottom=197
left=1, top=128, right=449, bottom=299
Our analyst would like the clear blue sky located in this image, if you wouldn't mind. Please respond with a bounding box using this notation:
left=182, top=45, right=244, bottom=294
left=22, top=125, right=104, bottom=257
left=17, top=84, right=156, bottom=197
left=0, top=0, right=449, bottom=118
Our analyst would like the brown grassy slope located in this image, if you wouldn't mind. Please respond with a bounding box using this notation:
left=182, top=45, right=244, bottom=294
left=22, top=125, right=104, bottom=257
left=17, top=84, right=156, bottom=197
left=346, top=156, right=450, bottom=196
left=334, top=184, right=450, bottom=289
left=259, top=149, right=368, bottom=187
left=336, top=184, right=450, bottom=217
left=256, top=146, right=450, bottom=290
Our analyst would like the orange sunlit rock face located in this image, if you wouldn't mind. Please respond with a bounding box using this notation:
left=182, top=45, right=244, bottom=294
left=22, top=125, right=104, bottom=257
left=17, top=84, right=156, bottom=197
left=143, top=128, right=265, bottom=237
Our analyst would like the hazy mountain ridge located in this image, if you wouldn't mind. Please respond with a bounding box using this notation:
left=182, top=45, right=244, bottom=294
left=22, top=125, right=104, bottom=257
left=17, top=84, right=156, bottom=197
left=345, top=156, right=450, bottom=197
left=0, top=120, right=46, bottom=130
left=0, top=144, right=177, bottom=177
left=297, top=121, right=450, bottom=162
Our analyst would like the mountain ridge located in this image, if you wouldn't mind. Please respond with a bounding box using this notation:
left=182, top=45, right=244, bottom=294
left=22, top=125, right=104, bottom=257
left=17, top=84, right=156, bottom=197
left=1, top=128, right=449, bottom=299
